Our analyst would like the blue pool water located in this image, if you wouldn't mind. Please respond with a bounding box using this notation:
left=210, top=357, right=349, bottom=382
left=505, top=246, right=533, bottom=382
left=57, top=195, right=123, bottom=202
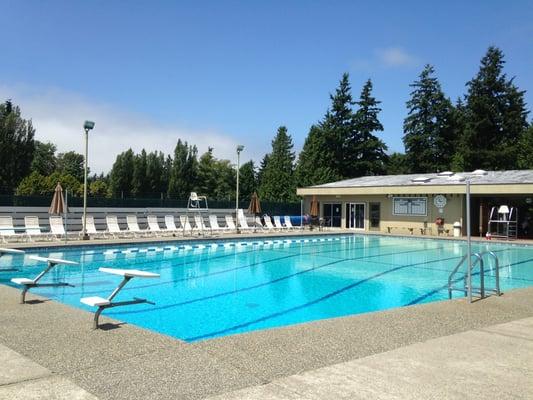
left=2, top=234, right=533, bottom=342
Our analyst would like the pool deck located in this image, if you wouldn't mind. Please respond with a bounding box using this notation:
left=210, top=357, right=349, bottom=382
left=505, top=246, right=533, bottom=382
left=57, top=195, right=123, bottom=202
left=1, top=283, right=533, bottom=399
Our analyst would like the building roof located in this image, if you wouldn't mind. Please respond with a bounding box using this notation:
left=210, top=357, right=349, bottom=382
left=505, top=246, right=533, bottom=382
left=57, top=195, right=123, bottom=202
left=308, top=170, right=533, bottom=188
left=296, top=170, right=533, bottom=196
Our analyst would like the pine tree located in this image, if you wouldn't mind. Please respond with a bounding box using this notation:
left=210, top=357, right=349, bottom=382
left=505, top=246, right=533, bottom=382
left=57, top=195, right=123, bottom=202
left=131, top=149, right=148, bottom=197
left=517, top=124, right=533, bottom=169
left=168, top=140, right=198, bottom=199
left=0, top=100, right=35, bottom=192
left=258, top=126, right=296, bottom=201
left=403, top=65, right=456, bottom=173
left=386, top=152, right=409, bottom=175
left=109, top=149, right=135, bottom=197
left=197, top=147, right=217, bottom=197
left=56, top=151, right=85, bottom=182
left=457, top=47, right=529, bottom=170
left=238, top=160, right=257, bottom=200
left=31, top=141, right=57, bottom=176
left=146, top=151, right=165, bottom=196
left=346, top=79, right=388, bottom=176
left=257, top=153, right=270, bottom=188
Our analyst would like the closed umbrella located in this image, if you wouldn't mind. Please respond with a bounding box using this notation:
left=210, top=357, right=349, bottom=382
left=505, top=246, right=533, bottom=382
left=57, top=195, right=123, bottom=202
left=49, top=183, right=67, bottom=215
left=310, top=195, right=319, bottom=217
left=248, top=192, right=261, bottom=231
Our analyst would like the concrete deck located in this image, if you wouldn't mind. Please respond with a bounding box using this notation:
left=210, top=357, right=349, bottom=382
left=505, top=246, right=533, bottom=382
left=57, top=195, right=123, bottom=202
left=1, top=284, right=533, bottom=399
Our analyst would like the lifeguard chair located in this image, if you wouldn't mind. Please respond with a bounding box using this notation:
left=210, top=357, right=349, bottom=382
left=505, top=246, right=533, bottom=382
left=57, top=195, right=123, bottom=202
left=488, top=205, right=517, bottom=240
left=186, top=192, right=210, bottom=236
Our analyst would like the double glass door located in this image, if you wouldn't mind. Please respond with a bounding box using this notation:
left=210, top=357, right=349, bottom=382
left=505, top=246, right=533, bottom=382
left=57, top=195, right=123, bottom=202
left=346, top=203, right=365, bottom=229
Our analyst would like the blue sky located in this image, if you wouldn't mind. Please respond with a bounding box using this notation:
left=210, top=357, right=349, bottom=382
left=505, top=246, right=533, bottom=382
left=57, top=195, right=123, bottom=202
left=1, top=0, right=532, bottom=173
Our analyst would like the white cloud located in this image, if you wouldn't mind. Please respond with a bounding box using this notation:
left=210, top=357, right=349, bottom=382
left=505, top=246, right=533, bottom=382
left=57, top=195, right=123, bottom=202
left=0, top=84, right=258, bottom=174
left=375, top=47, right=419, bottom=67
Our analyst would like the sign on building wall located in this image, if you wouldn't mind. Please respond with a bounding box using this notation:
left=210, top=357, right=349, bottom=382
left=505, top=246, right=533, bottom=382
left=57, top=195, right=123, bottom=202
left=393, top=197, right=427, bottom=216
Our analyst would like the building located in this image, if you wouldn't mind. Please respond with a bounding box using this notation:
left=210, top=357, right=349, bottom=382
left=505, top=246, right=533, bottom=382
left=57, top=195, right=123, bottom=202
left=297, top=170, right=533, bottom=239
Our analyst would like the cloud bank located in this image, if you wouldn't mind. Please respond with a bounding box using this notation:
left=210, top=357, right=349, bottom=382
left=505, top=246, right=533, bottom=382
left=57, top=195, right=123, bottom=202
left=376, top=47, right=419, bottom=67
left=0, top=84, right=253, bottom=174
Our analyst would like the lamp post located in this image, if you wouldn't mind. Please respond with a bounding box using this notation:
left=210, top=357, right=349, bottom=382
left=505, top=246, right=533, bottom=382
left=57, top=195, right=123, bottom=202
left=235, top=145, right=244, bottom=233
left=82, top=120, right=95, bottom=240
left=465, top=179, right=472, bottom=303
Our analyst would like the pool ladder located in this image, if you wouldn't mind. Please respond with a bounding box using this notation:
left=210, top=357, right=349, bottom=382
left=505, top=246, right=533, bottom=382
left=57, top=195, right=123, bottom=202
left=448, top=251, right=501, bottom=301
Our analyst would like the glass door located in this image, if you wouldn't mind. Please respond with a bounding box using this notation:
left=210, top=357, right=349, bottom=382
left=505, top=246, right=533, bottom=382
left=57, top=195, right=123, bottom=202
left=347, top=202, right=365, bottom=229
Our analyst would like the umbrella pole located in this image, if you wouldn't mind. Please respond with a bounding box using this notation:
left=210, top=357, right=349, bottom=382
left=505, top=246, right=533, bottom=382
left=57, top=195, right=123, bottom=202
left=64, top=189, right=68, bottom=244
left=300, top=199, right=303, bottom=229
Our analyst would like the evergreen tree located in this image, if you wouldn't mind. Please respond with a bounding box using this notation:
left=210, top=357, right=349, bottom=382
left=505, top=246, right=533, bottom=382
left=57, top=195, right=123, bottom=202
left=403, top=65, right=456, bottom=173
left=146, top=151, right=165, bottom=196
left=0, top=100, right=35, bottom=192
left=168, top=140, right=198, bottom=199
left=238, top=160, right=257, bottom=200
left=131, top=149, right=148, bottom=197
left=213, top=159, right=236, bottom=200
left=196, top=147, right=217, bottom=197
left=258, top=126, right=296, bottom=201
left=56, top=151, right=85, bottom=182
left=386, top=152, right=409, bottom=175
left=109, top=149, right=135, bottom=197
left=257, top=153, right=270, bottom=188
left=517, top=124, right=533, bottom=169
left=457, top=47, right=529, bottom=170
left=31, top=141, right=57, bottom=176
left=346, top=79, right=388, bottom=176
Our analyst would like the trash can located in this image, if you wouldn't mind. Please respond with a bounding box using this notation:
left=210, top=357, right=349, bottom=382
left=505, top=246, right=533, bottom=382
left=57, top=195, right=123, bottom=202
left=453, top=221, right=462, bottom=237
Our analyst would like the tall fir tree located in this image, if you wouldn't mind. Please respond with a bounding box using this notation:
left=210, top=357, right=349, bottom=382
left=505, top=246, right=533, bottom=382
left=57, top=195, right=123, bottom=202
left=258, top=126, right=296, bottom=201
left=31, top=141, right=57, bottom=176
left=131, top=149, right=148, bottom=196
left=108, top=149, right=135, bottom=197
left=238, top=160, right=257, bottom=201
left=168, top=139, right=198, bottom=199
left=196, top=147, right=217, bottom=197
left=456, top=47, right=529, bottom=170
left=345, top=79, right=388, bottom=177
left=517, top=124, right=533, bottom=169
left=403, top=65, right=456, bottom=173
left=0, top=100, right=35, bottom=192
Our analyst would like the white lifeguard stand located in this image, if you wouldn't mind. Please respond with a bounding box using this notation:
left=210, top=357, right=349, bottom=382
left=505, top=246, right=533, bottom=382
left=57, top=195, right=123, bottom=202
left=488, top=205, right=517, bottom=240
left=187, top=192, right=209, bottom=236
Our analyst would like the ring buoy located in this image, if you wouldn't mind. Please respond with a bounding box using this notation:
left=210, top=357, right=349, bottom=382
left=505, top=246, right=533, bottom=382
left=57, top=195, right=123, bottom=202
left=435, top=217, right=445, bottom=226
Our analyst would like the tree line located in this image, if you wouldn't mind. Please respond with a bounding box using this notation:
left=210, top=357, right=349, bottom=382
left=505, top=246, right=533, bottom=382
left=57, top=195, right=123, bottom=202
left=1, top=46, right=531, bottom=202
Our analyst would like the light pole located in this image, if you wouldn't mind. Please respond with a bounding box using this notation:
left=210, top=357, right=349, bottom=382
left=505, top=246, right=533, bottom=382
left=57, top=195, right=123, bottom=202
left=82, top=120, right=95, bottom=240
left=465, top=179, right=472, bottom=302
left=235, top=145, right=244, bottom=233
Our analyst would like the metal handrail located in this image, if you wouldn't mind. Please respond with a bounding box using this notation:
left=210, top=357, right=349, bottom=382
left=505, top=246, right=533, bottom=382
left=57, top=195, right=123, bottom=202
left=448, top=251, right=501, bottom=300
left=448, top=253, right=482, bottom=299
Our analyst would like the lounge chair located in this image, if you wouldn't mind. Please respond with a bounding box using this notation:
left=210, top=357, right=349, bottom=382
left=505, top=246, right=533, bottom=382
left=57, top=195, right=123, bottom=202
left=164, top=215, right=179, bottom=234
left=80, top=267, right=159, bottom=329
left=11, top=255, right=78, bottom=303
left=284, top=216, right=302, bottom=230
left=209, top=215, right=226, bottom=233
left=179, top=215, right=193, bottom=235
left=263, top=215, right=276, bottom=230
left=255, top=216, right=267, bottom=230
left=147, top=215, right=164, bottom=236
left=237, top=209, right=253, bottom=231
left=49, top=216, right=75, bottom=240
left=24, top=216, right=51, bottom=241
left=126, top=215, right=149, bottom=237
left=106, top=215, right=130, bottom=238
left=273, top=216, right=287, bottom=230
left=0, top=216, right=24, bottom=243
left=225, top=215, right=237, bottom=232
left=194, top=215, right=211, bottom=234
left=82, top=215, right=106, bottom=238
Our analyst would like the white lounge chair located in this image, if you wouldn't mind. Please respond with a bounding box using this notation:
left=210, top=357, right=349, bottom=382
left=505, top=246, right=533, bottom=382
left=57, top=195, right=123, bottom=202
left=49, top=216, right=74, bottom=240
left=11, top=255, right=78, bottom=303
left=179, top=215, right=193, bottom=235
left=80, top=267, right=159, bottom=329
left=83, top=215, right=106, bottom=238
left=0, top=216, right=23, bottom=243
left=273, top=216, right=287, bottom=230
left=284, top=216, right=302, bottom=230
left=194, top=215, right=211, bottom=234
left=237, top=209, right=253, bottom=231
left=24, top=216, right=51, bottom=241
left=263, top=215, right=276, bottom=230
left=106, top=215, right=130, bottom=238
left=209, top=215, right=227, bottom=233
left=126, top=215, right=149, bottom=237
left=225, top=215, right=237, bottom=232
left=164, top=215, right=179, bottom=234
left=255, top=216, right=267, bottom=230
left=147, top=215, right=164, bottom=236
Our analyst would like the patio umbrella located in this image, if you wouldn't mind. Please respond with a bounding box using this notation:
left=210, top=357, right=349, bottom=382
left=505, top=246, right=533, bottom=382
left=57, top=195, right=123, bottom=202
left=49, top=183, right=67, bottom=215
left=310, top=195, right=319, bottom=217
left=248, top=192, right=261, bottom=231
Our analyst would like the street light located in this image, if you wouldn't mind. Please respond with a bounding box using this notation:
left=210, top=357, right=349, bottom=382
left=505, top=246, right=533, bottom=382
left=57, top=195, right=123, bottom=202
left=235, top=145, right=244, bottom=233
left=82, top=120, right=95, bottom=240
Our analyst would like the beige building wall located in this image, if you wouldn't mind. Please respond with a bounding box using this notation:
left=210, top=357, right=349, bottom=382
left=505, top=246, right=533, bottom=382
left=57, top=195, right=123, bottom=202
left=304, top=194, right=465, bottom=236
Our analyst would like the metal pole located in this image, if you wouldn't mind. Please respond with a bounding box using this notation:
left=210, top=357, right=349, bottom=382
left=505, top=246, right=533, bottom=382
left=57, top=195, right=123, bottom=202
left=235, top=150, right=240, bottom=233
left=300, top=199, right=303, bottom=229
left=466, top=180, right=472, bottom=303
left=82, top=128, right=89, bottom=240
left=64, top=189, right=68, bottom=244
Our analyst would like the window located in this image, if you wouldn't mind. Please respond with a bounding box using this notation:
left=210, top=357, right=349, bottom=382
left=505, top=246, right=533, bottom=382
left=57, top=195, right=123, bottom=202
left=393, top=197, right=427, bottom=216
left=323, top=203, right=342, bottom=227
left=370, top=203, right=380, bottom=228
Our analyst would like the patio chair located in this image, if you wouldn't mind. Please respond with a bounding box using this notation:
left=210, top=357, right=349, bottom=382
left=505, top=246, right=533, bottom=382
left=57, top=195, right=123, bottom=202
left=49, top=216, right=76, bottom=240
left=126, top=215, right=149, bottom=237
left=225, top=215, right=237, bottom=232
left=147, top=215, right=164, bottom=236
left=237, top=209, right=253, bottom=231
left=106, top=215, right=130, bottom=238
left=194, top=215, right=211, bottom=234
left=273, top=216, right=288, bottom=230
left=0, top=216, right=24, bottom=243
left=263, top=215, right=276, bottom=231
left=82, top=215, right=106, bottom=238
left=24, top=216, right=51, bottom=241
left=209, top=215, right=226, bottom=233
left=80, top=267, right=159, bottom=329
left=179, top=215, right=193, bottom=235
left=163, top=215, right=179, bottom=234
left=11, top=255, right=78, bottom=303
left=255, top=216, right=267, bottom=230
left=284, top=216, right=303, bottom=230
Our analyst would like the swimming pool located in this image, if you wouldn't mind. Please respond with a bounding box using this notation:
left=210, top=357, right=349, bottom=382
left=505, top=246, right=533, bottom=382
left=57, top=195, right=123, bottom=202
left=2, top=234, right=533, bottom=342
